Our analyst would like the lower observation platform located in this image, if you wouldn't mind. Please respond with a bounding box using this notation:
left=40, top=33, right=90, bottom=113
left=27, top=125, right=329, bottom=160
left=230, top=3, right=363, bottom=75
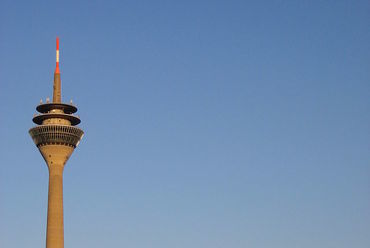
left=29, top=125, right=84, bottom=147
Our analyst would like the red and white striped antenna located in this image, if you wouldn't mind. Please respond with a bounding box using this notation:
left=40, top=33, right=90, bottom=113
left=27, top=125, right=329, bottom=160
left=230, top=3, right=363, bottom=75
left=53, top=37, right=61, bottom=103
left=55, top=37, right=60, bottom=74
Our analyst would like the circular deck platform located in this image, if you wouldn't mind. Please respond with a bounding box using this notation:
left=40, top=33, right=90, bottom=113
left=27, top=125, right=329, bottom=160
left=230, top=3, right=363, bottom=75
left=36, top=103, right=78, bottom=114
left=33, top=113, right=81, bottom=125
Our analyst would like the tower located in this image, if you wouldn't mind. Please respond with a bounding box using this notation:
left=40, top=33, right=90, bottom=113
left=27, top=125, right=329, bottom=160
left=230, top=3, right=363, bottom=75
left=29, top=38, right=84, bottom=248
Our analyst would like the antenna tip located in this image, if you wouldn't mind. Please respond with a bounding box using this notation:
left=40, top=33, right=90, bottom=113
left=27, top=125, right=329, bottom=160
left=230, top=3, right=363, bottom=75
left=56, top=37, right=59, bottom=50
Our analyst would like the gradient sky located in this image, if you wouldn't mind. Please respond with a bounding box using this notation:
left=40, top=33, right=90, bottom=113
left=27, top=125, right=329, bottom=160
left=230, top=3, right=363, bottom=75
left=0, top=1, right=369, bottom=247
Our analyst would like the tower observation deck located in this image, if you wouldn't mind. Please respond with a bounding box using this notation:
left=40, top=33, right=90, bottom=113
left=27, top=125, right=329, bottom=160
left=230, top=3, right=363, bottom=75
left=29, top=38, right=84, bottom=248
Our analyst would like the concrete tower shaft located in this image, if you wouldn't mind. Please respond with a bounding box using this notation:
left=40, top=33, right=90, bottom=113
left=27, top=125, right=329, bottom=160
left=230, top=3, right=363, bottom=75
left=29, top=38, right=83, bottom=248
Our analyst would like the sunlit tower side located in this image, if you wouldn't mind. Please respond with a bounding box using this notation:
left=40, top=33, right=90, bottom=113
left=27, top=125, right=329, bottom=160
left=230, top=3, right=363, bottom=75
left=29, top=38, right=84, bottom=248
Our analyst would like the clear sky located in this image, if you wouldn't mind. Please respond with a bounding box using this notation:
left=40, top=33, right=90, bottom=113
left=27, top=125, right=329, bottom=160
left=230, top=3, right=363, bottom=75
left=0, top=0, right=369, bottom=247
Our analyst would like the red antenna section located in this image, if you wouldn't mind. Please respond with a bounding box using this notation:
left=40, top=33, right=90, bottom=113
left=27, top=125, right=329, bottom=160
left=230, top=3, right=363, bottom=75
left=55, top=37, right=60, bottom=74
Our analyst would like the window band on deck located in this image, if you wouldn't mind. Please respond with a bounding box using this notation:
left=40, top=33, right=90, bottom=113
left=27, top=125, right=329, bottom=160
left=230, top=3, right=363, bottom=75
left=29, top=125, right=84, bottom=148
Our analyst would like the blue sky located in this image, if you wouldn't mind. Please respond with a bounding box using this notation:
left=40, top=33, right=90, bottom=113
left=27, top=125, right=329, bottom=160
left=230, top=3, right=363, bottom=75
left=0, top=1, right=369, bottom=247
